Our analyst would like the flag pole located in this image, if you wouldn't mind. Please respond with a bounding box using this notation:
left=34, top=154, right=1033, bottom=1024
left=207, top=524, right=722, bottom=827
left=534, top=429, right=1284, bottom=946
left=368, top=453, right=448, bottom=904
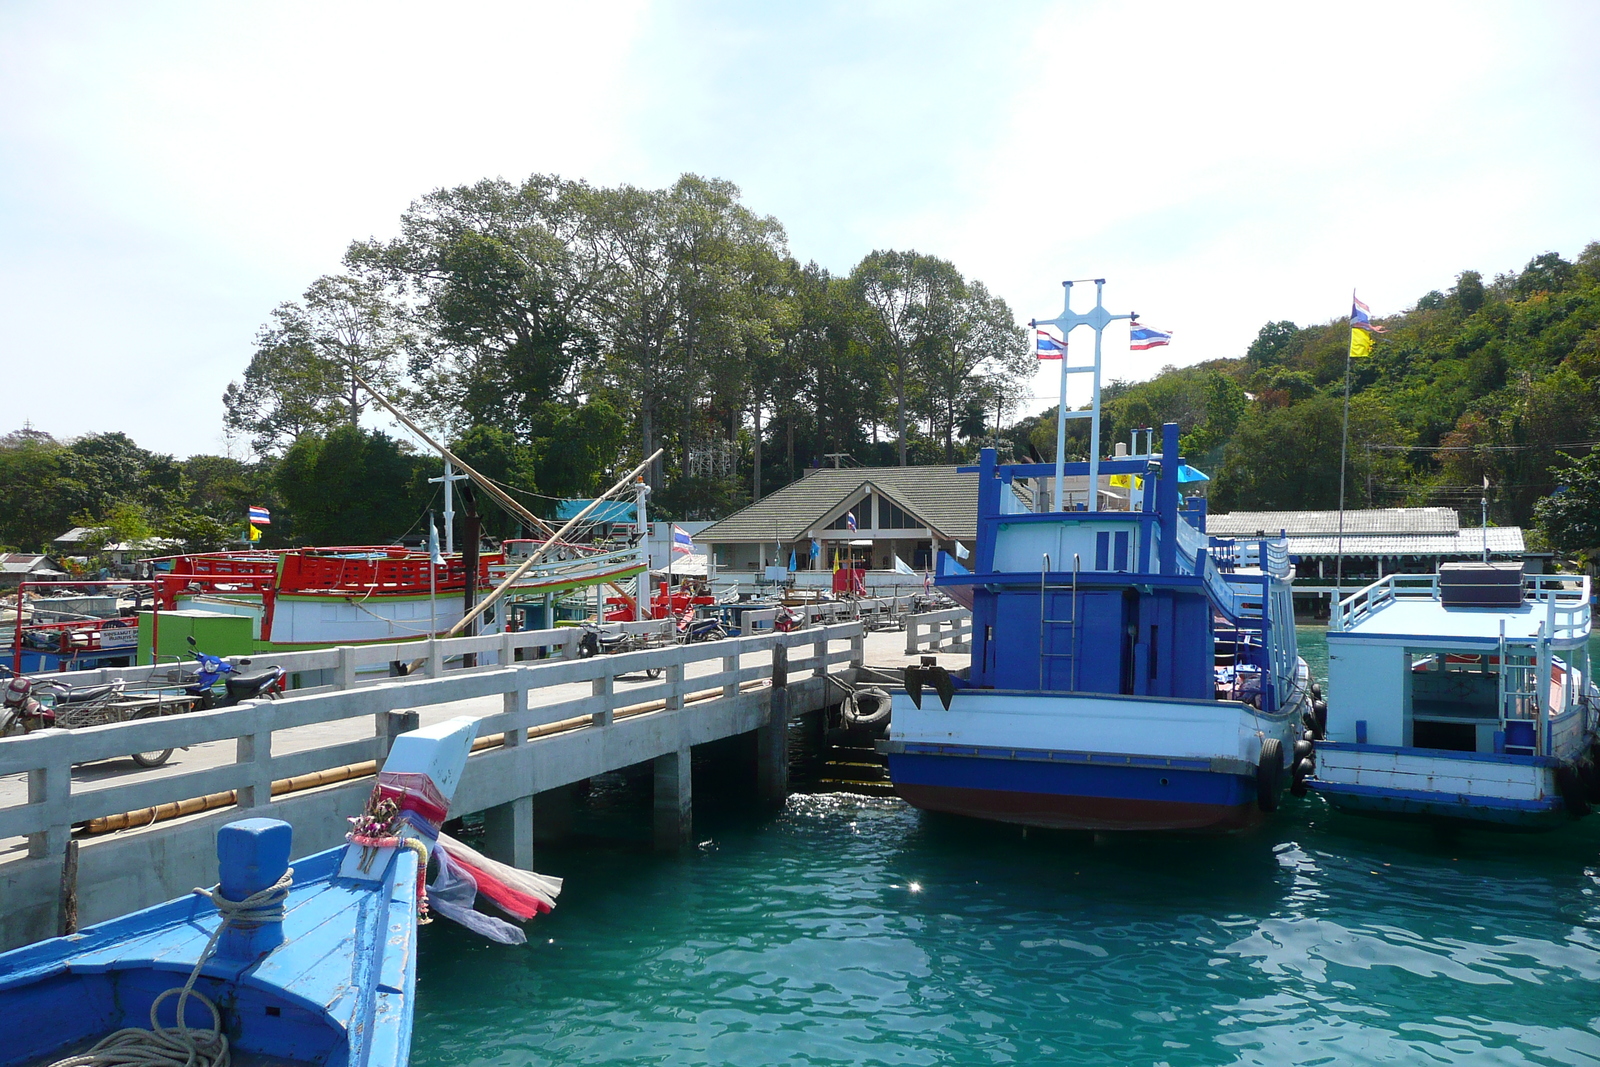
left=1335, top=333, right=1353, bottom=609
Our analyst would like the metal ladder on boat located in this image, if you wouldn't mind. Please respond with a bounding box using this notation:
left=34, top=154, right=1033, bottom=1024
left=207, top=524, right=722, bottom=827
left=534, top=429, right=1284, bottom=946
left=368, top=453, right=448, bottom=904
left=1038, top=553, right=1080, bottom=690
left=1498, top=624, right=1541, bottom=752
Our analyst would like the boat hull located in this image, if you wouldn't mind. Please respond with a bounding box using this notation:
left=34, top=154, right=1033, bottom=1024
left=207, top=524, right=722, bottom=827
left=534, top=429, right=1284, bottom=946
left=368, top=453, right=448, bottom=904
left=1309, top=741, right=1589, bottom=831
left=885, top=690, right=1301, bottom=833
left=889, top=752, right=1260, bottom=831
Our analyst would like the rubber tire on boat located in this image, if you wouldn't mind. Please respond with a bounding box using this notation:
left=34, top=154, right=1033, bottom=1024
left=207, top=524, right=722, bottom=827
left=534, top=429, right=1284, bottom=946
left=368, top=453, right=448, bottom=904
left=1555, top=762, right=1591, bottom=817
left=1257, top=737, right=1284, bottom=813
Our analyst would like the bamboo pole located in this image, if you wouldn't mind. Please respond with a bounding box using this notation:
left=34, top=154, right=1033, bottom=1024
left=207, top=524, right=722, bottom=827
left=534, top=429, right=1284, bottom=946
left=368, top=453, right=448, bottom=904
left=404, top=450, right=662, bottom=672
left=350, top=370, right=558, bottom=539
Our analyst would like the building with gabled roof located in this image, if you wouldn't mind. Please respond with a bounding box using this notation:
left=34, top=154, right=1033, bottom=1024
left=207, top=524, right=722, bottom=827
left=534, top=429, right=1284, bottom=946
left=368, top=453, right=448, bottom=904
left=697, top=465, right=981, bottom=577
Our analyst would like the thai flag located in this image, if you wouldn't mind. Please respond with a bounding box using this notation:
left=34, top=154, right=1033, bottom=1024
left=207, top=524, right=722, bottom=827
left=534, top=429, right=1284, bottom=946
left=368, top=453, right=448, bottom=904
left=1129, top=321, right=1172, bottom=351
left=1035, top=328, right=1067, bottom=360
left=671, top=524, right=694, bottom=556
left=248, top=506, right=271, bottom=526
left=846, top=512, right=857, bottom=532
left=1351, top=291, right=1387, bottom=333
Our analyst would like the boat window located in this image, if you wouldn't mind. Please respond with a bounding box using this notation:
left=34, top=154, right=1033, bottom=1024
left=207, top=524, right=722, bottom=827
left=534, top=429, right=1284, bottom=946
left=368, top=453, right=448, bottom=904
left=1095, top=532, right=1109, bottom=571
left=1113, top=530, right=1130, bottom=571
left=1407, top=647, right=1499, bottom=752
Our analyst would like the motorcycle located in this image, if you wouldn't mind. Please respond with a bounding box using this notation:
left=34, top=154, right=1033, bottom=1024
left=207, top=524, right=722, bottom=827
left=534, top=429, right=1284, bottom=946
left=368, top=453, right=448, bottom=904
left=575, top=621, right=662, bottom=679
left=1, top=672, right=175, bottom=768
left=774, top=606, right=806, bottom=633
left=173, top=636, right=288, bottom=709
left=675, top=610, right=733, bottom=644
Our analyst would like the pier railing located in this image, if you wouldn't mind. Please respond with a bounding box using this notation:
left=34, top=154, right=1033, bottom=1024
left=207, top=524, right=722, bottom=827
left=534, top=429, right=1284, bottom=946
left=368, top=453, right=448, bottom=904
left=905, top=608, right=971, bottom=655
left=0, top=622, right=866, bottom=865
left=19, top=621, right=676, bottom=695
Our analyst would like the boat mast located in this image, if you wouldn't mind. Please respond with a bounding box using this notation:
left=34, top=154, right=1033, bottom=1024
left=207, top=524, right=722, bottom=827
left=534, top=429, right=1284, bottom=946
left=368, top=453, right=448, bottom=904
left=1030, top=279, right=1134, bottom=512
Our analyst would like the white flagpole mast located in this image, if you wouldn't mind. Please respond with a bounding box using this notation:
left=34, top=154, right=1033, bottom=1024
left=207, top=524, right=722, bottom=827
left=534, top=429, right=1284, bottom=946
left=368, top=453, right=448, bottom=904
left=1030, top=279, right=1134, bottom=513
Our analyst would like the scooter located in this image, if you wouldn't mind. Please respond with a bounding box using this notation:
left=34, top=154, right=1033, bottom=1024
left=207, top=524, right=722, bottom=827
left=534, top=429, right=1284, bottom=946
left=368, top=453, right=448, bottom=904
left=774, top=606, right=806, bottom=633
left=176, top=636, right=288, bottom=709
left=576, top=621, right=662, bottom=679
left=1, top=672, right=173, bottom=768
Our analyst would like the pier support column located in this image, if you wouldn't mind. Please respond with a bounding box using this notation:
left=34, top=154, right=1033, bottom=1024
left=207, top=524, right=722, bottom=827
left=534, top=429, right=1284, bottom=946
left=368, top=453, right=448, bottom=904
left=653, top=747, right=692, bottom=851
left=530, top=785, right=576, bottom=846
left=482, top=795, right=534, bottom=871
left=757, top=643, right=789, bottom=807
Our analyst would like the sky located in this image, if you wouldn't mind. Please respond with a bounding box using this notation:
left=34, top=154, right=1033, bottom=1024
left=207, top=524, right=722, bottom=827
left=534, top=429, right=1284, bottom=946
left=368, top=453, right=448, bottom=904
left=3, top=0, right=1598, bottom=458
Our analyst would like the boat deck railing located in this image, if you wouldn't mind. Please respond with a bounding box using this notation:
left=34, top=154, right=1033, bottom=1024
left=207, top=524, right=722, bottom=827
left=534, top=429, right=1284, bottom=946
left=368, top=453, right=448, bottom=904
left=1333, top=572, right=1592, bottom=638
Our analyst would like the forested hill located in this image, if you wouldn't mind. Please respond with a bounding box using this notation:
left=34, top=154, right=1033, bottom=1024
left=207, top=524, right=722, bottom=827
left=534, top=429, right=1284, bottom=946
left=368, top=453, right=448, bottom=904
left=1010, top=244, right=1600, bottom=542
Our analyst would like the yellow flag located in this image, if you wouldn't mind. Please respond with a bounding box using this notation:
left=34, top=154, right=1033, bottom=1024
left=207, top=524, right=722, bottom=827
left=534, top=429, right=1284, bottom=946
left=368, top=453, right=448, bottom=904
left=1349, top=327, right=1373, bottom=358
left=1109, top=474, right=1131, bottom=488
left=249, top=524, right=262, bottom=541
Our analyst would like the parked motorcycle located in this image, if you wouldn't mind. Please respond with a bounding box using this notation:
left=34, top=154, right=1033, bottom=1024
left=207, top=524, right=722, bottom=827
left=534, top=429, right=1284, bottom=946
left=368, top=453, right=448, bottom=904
left=576, top=621, right=662, bottom=679
left=1, top=673, right=175, bottom=768
left=173, top=636, right=288, bottom=709
left=774, top=606, right=806, bottom=633
left=675, top=611, right=733, bottom=644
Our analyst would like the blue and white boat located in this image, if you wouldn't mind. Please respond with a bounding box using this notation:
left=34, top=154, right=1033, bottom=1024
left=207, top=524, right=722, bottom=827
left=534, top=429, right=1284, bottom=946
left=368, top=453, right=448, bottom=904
left=0, top=716, right=489, bottom=1067
left=883, top=421, right=1313, bottom=832
left=1311, top=564, right=1600, bottom=828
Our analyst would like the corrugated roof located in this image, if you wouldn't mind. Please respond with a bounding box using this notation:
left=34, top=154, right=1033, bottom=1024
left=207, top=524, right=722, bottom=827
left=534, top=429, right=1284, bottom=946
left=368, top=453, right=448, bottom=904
left=1286, top=527, right=1525, bottom=557
left=698, top=466, right=978, bottom=543
left=1209, top=507, right=1459, bottom=537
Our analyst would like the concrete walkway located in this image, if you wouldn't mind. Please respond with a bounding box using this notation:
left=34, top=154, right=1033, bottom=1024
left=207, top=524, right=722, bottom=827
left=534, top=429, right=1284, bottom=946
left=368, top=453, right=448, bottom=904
left=0, top=628, right=961, bottom=864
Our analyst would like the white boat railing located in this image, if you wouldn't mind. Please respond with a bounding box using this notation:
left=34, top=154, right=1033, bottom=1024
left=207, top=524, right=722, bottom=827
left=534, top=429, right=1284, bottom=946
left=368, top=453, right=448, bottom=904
left=1333, top=572, right=1592, bottom=638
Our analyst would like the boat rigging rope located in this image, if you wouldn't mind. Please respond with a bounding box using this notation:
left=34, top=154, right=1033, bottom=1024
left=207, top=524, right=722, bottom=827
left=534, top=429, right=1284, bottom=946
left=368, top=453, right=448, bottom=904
left=46, top=869, right=294, bottom=1067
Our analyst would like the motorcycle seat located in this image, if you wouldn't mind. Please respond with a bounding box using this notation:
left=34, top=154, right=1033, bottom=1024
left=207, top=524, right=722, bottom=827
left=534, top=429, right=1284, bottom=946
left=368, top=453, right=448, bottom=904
left=225, top=669, right=283, bottom=696
left=56, top=683, right=120, bottom=704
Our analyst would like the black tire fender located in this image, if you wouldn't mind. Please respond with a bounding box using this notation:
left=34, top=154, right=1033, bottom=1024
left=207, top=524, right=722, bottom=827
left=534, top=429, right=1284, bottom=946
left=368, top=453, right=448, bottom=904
left=1555, top=762, right=1591, bottom=817
left=1257, top=737, right=1284, bottom=813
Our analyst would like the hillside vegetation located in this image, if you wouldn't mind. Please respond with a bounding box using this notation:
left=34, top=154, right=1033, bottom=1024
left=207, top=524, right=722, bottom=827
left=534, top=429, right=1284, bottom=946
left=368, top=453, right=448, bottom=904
left=1009, top=244, right=1600, bottom=546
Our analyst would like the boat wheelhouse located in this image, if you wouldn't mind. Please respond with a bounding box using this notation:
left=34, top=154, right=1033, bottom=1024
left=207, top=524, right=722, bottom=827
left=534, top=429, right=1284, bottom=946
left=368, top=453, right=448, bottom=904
left=882, top=423, right=1313, bottom=832
left=1311, top=563, right=1600, bottom=828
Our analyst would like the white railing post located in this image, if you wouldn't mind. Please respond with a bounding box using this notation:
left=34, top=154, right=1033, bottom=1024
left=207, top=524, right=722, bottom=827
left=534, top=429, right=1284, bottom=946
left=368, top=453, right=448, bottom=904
left=814, top=631, right=827, bottom=677
left=722, top=652, right=738, bottom=699
left=426, top=638, right=444, bottom=678
left=905, top=614, right=920, bottom=655
left=666, top=661, right=685, bottom=710
left=591, top=669, right=614, bottom=727
left=561, top=632, right=580, bottom=660
left=851, top=629, right=865, bottom=669
left=27, top=734, right=71, bottom=861
left=500, top=630, right=516, bottom=667
left=336, top=646, right=357, bottom=690
left=503, top=673, right=528, bottom=747
left=235, top=706, right=273, bottom=809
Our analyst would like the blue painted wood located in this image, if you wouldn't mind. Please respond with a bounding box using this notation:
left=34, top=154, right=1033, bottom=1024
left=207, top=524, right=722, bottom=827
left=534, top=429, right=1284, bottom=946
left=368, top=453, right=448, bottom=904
left=892, top=421, right=1309, bottom=832
left=0, top=830, right=420, bottom=1067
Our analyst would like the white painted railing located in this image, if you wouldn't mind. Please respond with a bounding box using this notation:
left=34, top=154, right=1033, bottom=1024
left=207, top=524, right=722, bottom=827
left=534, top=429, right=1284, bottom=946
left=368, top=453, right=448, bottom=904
left=905, top=608, right=971, bottom=655
left=0, top=623, right=866, bottom=864
left=738, top=595, right=922, bottom=634
left=19, top=622, right=674, bottom=695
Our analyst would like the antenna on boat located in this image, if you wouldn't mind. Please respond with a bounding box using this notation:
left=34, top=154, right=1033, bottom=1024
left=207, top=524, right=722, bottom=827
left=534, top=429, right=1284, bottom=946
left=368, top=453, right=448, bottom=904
left=1029, top=279, right=1134, bottom=512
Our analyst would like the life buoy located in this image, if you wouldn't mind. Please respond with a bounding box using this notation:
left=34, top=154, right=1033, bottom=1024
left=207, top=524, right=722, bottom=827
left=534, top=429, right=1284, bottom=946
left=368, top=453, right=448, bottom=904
left=1257, top=737, right=1284, bottom=812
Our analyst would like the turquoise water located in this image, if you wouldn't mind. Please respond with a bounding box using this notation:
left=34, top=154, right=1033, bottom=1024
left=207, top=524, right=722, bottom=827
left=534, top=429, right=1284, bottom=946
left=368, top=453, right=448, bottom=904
left=411, top=627, right=1600, bottom=1066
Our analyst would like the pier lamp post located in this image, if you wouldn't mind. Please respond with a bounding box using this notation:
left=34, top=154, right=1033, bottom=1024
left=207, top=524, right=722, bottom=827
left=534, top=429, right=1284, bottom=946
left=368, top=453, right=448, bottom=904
left=1030, top=279, right=1134, bottom=512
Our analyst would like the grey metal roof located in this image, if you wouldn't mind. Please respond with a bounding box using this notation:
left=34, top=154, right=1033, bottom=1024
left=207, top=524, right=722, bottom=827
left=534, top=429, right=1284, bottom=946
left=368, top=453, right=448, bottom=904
left=1286, top=527, right=1525, bottom=557
left=1209, top=507, right=1459, bottom=537
left=697, top=466, right=978, bottom=544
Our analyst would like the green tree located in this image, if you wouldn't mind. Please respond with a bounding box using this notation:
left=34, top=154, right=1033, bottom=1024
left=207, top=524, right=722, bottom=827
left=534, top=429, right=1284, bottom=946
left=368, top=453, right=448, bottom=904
left=274, top=426, right=429, bottom=545
left=1536, top=446, right=1600, bottom=561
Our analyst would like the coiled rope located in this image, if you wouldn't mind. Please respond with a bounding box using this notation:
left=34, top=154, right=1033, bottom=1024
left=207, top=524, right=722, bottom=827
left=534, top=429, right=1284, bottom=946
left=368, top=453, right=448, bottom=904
left=47, top=868, right=294, bottom=1067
